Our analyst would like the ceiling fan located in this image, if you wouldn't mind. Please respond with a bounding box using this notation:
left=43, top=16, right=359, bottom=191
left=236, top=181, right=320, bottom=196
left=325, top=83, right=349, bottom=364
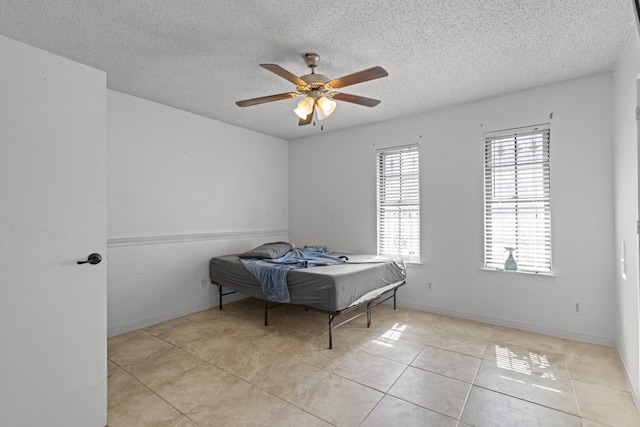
left=236, top=53, right=388, bottom=127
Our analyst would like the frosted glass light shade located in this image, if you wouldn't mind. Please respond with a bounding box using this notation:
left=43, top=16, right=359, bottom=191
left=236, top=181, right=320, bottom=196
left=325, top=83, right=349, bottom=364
left=294, top=96, right=314, bottom=119
left=316, top=96, right=336, bottom=120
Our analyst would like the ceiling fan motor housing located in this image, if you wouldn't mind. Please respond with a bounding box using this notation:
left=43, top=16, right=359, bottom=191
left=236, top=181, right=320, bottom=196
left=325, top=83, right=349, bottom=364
left=298, top=54, right=330, bottom=93
left=299, top=74, right=330, bottom=91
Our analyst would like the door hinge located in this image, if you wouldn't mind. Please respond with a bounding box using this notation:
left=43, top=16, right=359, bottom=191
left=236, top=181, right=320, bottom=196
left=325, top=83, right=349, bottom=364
left=637, top=219, right=640, bottom=234
left=636, top=107, right=640, bottom=121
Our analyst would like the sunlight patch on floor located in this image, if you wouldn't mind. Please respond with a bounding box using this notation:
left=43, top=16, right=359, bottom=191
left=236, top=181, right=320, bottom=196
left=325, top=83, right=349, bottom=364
left=373, top=323, right=407, bottom=347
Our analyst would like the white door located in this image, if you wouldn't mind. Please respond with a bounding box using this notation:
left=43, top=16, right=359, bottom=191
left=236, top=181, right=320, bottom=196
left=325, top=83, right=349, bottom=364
left=0, top=36, right=107, bottom=426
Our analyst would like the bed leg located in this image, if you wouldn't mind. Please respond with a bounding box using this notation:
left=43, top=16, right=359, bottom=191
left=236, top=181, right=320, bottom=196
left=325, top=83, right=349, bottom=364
left=393, top=288, right=398, bottom=310
left=217, top=284, right=223, bottom=310
left=366, top=302, right=372, bottom=328
left=264, top=300, right=269, bottom=326
left=328, top=314, right=334, bottom=350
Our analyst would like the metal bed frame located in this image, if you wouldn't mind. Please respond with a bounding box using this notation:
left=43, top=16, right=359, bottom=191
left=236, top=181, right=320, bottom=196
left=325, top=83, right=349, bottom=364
left=214, top=280, right=405, bottom=349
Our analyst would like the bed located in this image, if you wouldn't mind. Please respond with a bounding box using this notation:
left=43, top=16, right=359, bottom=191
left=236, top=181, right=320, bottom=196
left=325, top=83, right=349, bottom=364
left=209, top=243, right=406, bottom=349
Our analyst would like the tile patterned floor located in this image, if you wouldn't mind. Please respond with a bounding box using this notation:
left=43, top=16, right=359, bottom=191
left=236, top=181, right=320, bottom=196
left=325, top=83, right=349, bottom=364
left=107, top=299, right=640, bottom=426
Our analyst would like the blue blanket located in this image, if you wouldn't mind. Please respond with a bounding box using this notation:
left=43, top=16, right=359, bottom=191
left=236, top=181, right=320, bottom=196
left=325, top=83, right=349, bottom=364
left=240, top=247, right=347, bottom=302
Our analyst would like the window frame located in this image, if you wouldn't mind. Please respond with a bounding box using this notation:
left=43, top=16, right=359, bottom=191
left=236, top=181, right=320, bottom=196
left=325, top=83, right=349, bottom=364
left=483, top=124, right=552, bottom=274
left=376, top=144, right=421, bottom=263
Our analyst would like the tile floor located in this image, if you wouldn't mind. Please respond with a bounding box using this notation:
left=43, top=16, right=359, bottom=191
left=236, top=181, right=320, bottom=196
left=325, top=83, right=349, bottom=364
left=107, top=298, right=640, bottom=426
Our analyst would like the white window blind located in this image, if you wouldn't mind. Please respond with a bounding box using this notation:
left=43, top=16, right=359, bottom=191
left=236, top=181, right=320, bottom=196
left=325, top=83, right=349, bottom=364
left=484, top=125, right=551, bottom=273
left=377, top=145, right=420, bottom=262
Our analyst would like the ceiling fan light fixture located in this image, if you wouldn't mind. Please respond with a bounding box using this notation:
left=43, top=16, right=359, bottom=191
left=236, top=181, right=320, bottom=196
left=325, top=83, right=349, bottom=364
left=316, top=106, right=327, bottom=121
left=293, top=105, right=307, bottom=120
left=294, top=96, right=314, bottom=119
left=316, top=96, right=336, bottom=120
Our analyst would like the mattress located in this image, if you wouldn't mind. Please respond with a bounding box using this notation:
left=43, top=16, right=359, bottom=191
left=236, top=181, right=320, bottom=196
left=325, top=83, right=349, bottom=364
left=209, top=254, right=406, bottom=312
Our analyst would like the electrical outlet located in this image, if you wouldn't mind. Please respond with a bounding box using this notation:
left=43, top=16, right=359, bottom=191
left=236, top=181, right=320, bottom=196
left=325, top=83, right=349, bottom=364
left=200, top=278, right=208, bottom=289
left=572, top=302, right=582, bottom=315
left=426, top=282, right=433, bottom=292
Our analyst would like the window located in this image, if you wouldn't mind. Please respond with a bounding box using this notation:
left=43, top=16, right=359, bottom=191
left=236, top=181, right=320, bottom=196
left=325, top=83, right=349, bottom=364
left=377, top=145, right=420, bottom=262
left=484, top=124, right=551, bottom=273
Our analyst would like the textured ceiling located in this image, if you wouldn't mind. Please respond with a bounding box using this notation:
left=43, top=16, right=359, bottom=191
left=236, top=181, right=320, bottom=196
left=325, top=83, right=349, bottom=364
left=0, top=1, right=635, bottom=140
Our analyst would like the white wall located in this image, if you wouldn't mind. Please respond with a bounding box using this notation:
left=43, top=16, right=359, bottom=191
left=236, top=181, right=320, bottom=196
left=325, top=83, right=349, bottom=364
left=613, top=30, right=640, bottom=405
left=107, top=91, right=289, bottom=336
left=290, top=73, right=615, bottom=345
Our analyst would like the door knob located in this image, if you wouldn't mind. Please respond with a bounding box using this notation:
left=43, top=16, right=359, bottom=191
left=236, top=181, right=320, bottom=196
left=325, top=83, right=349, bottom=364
left=77, top=253, right=102, bottom=265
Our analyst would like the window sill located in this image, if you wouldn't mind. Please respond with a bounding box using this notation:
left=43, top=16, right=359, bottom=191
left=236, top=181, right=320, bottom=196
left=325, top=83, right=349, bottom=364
left=404, top=261, right=424, bottom=268
left=478, top=267, right=556, bottom=278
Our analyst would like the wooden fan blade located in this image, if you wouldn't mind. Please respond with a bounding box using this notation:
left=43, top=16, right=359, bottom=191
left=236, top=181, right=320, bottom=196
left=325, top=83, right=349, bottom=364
left=331, top=92, right=381, bottom=107
left=298, top=106, right=314, bottom=126
left=236, top=92, right=299, bottom=107
left=327, top=66, right=388, bottom=89
left=260, top=64, right=307, bottom=86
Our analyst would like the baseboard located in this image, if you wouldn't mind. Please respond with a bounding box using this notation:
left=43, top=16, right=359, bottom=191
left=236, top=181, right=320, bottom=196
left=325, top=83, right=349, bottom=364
left=396, top=301, right=615, bottom=347
left=107, top=292, right=247, bottom=337
left=617, top=346, right=640, bottom=411
left=109, top=291, right=615, bottom=346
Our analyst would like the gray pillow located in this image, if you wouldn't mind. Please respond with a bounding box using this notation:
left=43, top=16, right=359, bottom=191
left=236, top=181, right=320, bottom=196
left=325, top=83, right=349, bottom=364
left=238, top=242, right=294, bottom=259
